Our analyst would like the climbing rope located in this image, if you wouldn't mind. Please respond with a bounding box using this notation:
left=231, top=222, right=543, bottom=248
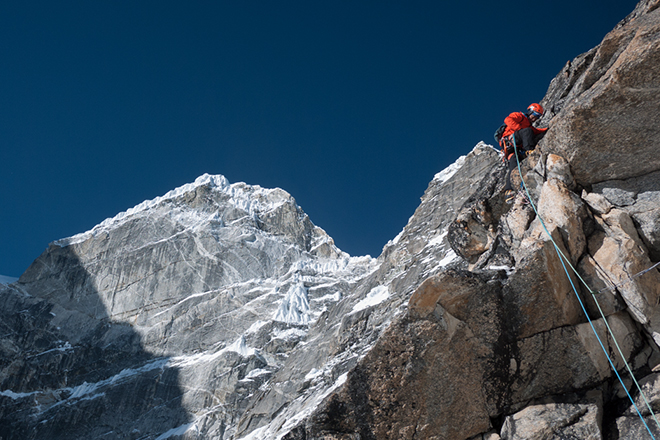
left=512, top=138, right=660, bottom=438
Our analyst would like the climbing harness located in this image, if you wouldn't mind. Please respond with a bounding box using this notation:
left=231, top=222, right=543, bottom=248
left=513, top=137, right=660, bottom=439
left=505, top=188, right=529, bottom=205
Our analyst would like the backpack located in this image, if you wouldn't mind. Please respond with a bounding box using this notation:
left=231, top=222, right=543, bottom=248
left=493, top=123, right=507, bottom=145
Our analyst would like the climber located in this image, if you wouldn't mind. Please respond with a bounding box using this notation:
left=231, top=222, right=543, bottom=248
left=497, top=103, right=548, bottom=203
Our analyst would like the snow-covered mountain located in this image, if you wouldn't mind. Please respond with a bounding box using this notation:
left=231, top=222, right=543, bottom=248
left=2, top=2, right=660, bottom=439
left=0, top=142, right=500, bottom=439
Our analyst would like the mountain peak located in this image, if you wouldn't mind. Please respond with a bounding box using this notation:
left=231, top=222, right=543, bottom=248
left=55, top=173, right=303, bottom=248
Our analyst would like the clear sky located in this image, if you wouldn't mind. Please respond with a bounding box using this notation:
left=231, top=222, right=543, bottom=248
left=0, top=1, right=639, bottom=277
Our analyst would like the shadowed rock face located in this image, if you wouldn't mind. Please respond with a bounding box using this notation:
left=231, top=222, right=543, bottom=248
left=0, top=249, right=191, bottom=440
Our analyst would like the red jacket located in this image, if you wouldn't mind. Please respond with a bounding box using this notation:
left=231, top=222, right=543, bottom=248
left=502, top=112, right=548, bottom=138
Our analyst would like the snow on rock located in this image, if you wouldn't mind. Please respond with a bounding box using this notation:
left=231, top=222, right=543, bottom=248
left=433, top=142, right=499, bottom=185
left=222, top=336, right=258, bottom=358
left=54, top=173, right=297, bottom=247
left=0, top=275, right=17, bottom=285
left=351, top=286, right=390, bottom=314
left=438, top=249, right=459, bottom=267
left=0, top=389, right=40, bottom=400
left=154, top=423, right=199, bottom=440
left=274, top=279, right=311, bottom=325
left=434, top=154, right=467, bottom=184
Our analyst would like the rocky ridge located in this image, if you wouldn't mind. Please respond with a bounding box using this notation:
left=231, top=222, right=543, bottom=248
left=1, top=1, right=660, bottom=439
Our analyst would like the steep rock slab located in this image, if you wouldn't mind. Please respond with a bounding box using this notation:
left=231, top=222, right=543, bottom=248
left=309, top=307, right=492, bottom=440
left=385, top=142, right=502, bottom=269
left=284, top=269, right=645, bottom=440
left=540, top=2, right=660, bottom=185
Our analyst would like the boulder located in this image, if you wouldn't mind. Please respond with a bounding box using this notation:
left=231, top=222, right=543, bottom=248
left=577, top=254, right=627, bottom=318
left=592, top=170, right=660, bottom=260
left=500, top=393, right=603, bottom=440
left=545, top=153, right=576, bottom=190
left=587, top=210, right=660, bottom=342
left=581, top=190, right=613, bottom=216
left=535, top=178, right=589, bottom=264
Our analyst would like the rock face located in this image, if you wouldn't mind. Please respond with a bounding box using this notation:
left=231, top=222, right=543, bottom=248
left=539, top=0, right=660, bottom=185
left=2, top=2, right=660, bottom=440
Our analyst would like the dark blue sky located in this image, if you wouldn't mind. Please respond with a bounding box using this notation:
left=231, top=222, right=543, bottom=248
left=1, top=1, right=638, bottom=277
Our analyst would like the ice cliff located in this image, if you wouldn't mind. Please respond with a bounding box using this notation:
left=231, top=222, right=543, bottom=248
left=2, top=1, right=660, bottom=439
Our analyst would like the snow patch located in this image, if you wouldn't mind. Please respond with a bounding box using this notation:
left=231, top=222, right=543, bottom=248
left=434, top=155, right=467, bottom=184
left=310, top=292, right=341, bottom=302
left=438, top=249, right=459, bottom=267
left=223, top=336, right=257, bottom=357
left=389, top=229, right=405, bottom=246
left=427, top=230, right=448, bottom=247
left=30, top=342, right=73, bottom=358
left=239, top=425, right=269, bottom=440
left=245, top=320, right=268, bottom=335
left=172, top=336, right=258, bottom=368
left=155, top=423, right=199, bottom=440
left=68, top=358, right=169, bottom=401
left=0, top=275, right=18, bottom=285
left=304, top=368, right=323, bottom=382
left=488, top=265, right=514, bottom=275
left=351, top=286, right=390, bottom=314
left=0, top=389, right=40, bottom=400
left=272, top=327, right=307, bottom=341
left=244, top=368, right=271, bottom=380
left=277, top=372, right=348, bottom=438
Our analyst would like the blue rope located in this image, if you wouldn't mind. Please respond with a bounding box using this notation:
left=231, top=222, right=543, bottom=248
left=512, top=137, right=657, bottom=439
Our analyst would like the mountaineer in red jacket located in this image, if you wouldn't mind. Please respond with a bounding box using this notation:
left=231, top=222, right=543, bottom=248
left=499, top=103, right=548, bottom=203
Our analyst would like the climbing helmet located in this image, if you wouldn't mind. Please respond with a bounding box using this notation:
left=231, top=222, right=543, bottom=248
left=527, top=103, right=544, bottom=119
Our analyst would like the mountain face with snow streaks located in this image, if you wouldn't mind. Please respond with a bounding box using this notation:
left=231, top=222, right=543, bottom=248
left=0, top=174, right=378, bottom=439
left=2, top=1, right=660, bottom=439
left=0, top=142, right=498, bottom=439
